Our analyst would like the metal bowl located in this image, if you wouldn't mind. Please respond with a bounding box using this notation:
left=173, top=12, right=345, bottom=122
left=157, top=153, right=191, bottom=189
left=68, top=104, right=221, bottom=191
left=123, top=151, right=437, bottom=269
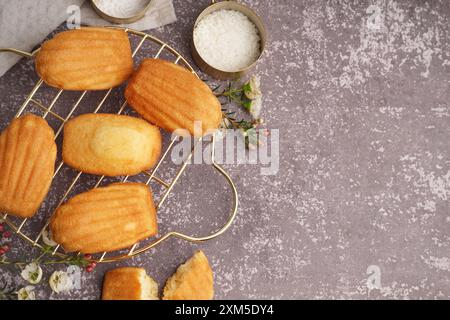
left=191, top=0, right=267, bottom=80
left=90, top=0, right=153, bottom=24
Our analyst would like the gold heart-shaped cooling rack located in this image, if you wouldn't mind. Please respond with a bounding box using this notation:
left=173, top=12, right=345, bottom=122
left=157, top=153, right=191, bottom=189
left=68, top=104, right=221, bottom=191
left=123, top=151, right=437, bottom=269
left=0, top=27, right=238, bottom=263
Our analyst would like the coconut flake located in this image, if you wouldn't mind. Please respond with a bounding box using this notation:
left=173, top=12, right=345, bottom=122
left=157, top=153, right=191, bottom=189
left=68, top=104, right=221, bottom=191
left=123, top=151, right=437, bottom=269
left=194, top=9, right=261, bottom=72
left=95, top=0, right=148, bottom=18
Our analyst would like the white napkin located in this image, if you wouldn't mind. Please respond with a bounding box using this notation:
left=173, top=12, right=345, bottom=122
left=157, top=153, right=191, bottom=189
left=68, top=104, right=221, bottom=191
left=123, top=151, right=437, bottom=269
left=0, top=0, right=177, bottom=77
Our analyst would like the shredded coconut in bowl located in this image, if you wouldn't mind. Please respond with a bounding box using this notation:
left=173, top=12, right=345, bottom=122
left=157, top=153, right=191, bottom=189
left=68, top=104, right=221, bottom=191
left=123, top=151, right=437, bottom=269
left=194, top=9, right=261, bottom=72
left=95, top=0, right=148, bottom=18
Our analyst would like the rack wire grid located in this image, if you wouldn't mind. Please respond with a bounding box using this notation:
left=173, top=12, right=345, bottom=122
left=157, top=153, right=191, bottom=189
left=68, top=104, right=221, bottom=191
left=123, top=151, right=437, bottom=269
left=0, top=27, right=238, bottom=264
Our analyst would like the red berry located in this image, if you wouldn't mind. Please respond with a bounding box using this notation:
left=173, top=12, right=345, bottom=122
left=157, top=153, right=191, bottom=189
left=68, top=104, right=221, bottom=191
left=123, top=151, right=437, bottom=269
left=0, top=224, right=4, bottom=232
left=85, top=261, right=97, bottom=272
left=0, top=248, right=5, bottom=255
left=3, top=231, right=11, bottom=238
left=84, top=254, right=92, bottom=260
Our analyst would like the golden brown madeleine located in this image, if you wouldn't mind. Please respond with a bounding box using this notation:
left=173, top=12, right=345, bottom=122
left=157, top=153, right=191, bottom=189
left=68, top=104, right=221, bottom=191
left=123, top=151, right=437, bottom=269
left=102, top=267, right=159, bottom=300
left=35, top=27, right=133, bottom=90
left=62, top=113, right=161, bottom=176
left=0, top=114, right=56, bottom=218
left=50, top=183, right=158, bottom=254
left=125, top=59, right=222, bottom=137
left=163, top=251, right=214, bottom=300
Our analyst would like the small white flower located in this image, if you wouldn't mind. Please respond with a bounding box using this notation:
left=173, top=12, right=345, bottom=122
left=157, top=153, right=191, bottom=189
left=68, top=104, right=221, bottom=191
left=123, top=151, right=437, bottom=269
left=66, top=265, right=82, bottom=290
left=17, top=286, right=35, bottom=300
left=244, top=75, right=262, bottom=100
left=21, top=262, right=43, bottom=284
left=248, top=96, right=263, bottom=119
left=42, top=228, right=58, bottom=247
left=49, top=271, right=73, bottom=293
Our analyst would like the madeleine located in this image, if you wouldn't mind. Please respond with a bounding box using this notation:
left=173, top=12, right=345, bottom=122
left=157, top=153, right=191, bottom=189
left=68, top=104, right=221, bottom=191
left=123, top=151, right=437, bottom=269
left=36, top=27, right=133, bottom=90
left=125, top=59, right=222, bottom=137
left=0, top=114, right=56, bottom=218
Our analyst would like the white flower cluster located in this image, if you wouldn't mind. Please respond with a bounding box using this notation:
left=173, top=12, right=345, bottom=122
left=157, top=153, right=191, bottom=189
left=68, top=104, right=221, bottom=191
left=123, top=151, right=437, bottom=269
left=16, top=227, right=77, bottom=300
left=18, top=265, right=76, bottom=300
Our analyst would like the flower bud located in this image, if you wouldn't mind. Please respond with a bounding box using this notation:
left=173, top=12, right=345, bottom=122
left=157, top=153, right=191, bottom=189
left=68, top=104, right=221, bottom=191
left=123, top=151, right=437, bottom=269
left=243, top=75, right=262, bottom=100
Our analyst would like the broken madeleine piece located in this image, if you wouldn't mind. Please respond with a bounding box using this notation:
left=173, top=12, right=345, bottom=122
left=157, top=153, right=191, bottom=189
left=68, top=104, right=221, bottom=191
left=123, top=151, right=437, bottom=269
left=50, top=183, right=158, bottom=254
left=35, top=27, right=133, bottom=90
left=62, top=113, right=161, bottom=176
left=125, top=59, right=222, bottom=137
left=163, top=251, right=214, bottom=300
left=0, top=114, right=56, bottom=218
left=102, top=267, right=159, bottom=300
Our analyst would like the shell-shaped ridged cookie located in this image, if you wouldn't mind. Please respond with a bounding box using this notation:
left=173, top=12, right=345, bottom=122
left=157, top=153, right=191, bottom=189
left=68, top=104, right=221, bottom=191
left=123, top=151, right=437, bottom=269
left=163, top=251, right=214, bottom=300
left=35, top=27, right=133, bottom=90
left=0, top=114, right=56, bottom=218
left=125, top=59, right=222, bottom=137
left=62, top=114, right=162, bottom=176
left=50, top=183, right=158, bottom=254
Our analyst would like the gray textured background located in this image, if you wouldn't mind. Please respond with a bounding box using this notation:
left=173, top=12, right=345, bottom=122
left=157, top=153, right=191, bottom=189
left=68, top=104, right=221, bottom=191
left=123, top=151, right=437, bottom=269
left=1, top=0, right=449, bottom=299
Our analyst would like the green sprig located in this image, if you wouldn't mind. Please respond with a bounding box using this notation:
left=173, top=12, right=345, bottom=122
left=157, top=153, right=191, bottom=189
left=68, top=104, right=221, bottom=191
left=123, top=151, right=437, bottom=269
left=0, top=245, right=89, bottom=268
left=221, top=108, right=259, bottom=148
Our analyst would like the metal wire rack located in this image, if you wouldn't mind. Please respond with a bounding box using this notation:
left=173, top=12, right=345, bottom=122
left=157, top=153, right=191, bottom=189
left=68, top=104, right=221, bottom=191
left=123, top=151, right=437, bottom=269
left=0, top=27, right=238, bottom=263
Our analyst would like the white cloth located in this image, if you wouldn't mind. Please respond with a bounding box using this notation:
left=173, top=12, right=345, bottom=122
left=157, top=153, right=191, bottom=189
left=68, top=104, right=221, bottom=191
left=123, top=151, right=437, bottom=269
left=0, top=0, right=177, bottom=77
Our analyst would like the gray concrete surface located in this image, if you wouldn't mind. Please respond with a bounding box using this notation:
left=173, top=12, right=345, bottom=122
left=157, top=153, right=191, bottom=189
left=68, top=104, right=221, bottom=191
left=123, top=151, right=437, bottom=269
left=0, top=0, right=449, bottom=299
